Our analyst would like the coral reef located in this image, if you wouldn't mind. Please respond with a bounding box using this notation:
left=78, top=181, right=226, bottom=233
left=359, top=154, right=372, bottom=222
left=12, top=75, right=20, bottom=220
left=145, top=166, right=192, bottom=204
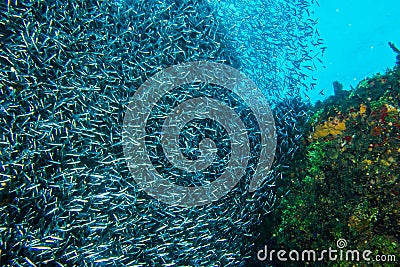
left=267, top=53, right=400, bottom=266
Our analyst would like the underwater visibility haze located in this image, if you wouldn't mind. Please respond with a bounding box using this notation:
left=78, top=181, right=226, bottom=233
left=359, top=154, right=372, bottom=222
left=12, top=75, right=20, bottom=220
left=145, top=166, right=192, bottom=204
left=0, top=0, right=399, bottom=266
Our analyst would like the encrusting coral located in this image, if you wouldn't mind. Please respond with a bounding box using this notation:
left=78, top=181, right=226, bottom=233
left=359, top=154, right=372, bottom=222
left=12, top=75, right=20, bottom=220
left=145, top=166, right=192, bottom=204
left=266, top=46, right=400, bottom=267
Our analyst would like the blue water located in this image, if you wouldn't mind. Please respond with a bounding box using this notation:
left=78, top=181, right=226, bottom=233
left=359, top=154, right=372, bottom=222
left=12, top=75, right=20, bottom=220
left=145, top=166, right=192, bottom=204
left=309, top=0, right=400, bottom=103
left=214, top=0, right=400, bottom=103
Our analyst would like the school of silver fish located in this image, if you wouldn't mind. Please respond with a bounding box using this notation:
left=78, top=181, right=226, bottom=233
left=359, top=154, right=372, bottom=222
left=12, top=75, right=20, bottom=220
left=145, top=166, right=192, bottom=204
left=0, top=0, right=321, bottom=266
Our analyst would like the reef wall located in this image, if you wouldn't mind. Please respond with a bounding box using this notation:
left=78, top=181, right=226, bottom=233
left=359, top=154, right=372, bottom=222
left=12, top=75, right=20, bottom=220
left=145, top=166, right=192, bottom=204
left=267, top=56, right=400, bottom=267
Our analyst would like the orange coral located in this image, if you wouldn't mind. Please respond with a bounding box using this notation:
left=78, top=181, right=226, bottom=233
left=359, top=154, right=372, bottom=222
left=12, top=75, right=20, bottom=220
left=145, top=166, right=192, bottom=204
left=359, top=103, right=367, bottom=116
left=370, top=126, right=383, bottom=136
left=351, top=103, right=367, bottom=118
left=312, top=117, right=346, bottom=139
left=385, top=103, right=397, bottom=113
